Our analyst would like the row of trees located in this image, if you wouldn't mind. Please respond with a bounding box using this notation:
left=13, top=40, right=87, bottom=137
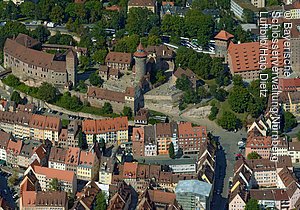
left=161, top=9, right=214, bottom=47
left=0, top=0, right=105, bottom=25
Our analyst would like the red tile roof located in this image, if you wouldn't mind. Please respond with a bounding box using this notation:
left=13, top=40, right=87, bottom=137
left=156, top=123, right=172, bottom=137
left=79, top=151, right=97, bottom=167
left=178, top=122, right=206, bottom=139
left=228, top=39, right=285, bottom=73
left=29, top=114, right=61, bottom=131
left=246, top=136, right=272, bottom=149
left=148, top=190, right=176, bottom=205
left=6, top=139, right=22, bottom=155
left=22, top=191, right=37, bottom=207
left=279, top=78, right=300, bottom=92
left=32, top=165, right=75, bottom=182
left=214, top=30, right=234, bottom=41
left=106, top=5, right=121, bottom=11
left=59, top=128, right=68, bottom=141
left=105, top=52, right=132, bottom=64
left=4, top=36, right=66, bottom=72
left=0, top=131, right=12, bottom=150
left=162, top=1, right=175, bottom=6
left=49, top=147, right=67, bottom=163
left=123, top=162, right=138, bottom=179
left=87, top=86, right=125, bottom=103
left=134, top=42, right=148, bottom=58
left=65, top=147, right=80, bottom=166
left=128, top=0, right=155, bottom=7
left=82, top=117, right=128, bottom=135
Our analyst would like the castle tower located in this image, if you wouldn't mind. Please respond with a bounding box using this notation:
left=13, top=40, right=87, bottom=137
left=214, top=30, right=234, bottom=63
left=66, top=49, right=78, bottom=87
left=134, top=42, right=147, bottom=84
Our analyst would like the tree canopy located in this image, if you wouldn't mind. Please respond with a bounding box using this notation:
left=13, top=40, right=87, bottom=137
left=95, top=192, right=107, bottom=210
left=169, top=142, right=175, bottom=159
left=245, top=199, right=259, bottom=210
left=247, top=152, right=262, bottom=160
left=37, top=83, right=57, bottom=102
left=89, top=72, right=104, bottom=87
left=217, top=111, right=242, bottom=131
left=283, top=111, right=298, bottom=133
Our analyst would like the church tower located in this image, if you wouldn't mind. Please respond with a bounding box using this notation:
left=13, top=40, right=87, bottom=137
left=134, top=42, right=147, bottom=84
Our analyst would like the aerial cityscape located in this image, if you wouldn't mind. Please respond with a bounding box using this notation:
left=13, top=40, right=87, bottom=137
left=0, top=0, right=299, bottom=209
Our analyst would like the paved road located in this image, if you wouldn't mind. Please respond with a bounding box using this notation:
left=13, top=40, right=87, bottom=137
left=211, top=146, right=228, bottom=210
left=168, top=115, right=247, bottom=203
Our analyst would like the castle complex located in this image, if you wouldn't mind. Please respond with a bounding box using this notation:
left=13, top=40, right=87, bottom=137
left=3, top=34, right=78, bottom=87
left=88, top=43, right=150, bottom=113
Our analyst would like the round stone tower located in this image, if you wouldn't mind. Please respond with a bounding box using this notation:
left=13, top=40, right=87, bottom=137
left=134, top=42, right=147, bottom=84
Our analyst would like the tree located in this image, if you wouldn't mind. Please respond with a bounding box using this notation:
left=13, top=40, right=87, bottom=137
left=48, top=32, right=77, bottom=46
left=161, top=15, right=185, bottom=37
left=114, top=34, right=140, bottom=53
left=245, top=198, right=259, bottom=210
left=56, top=92, right=82, bottom=111
left=232, top=75, right=244, bottom=87
left=95, top=192, right=107, bottom=210
left=242, top=9, right=255, bottom=23
left=1, top=1, right=18, bottom=20
left=8, top=171, right=18, bottom=188
left=123, top=106, right=133, bottom=119
left=50, top=5, right=64, bottom=24
left=147, top=35, right=162, bottom=46
left=102, top=102, right=113, bottom=114
left=126, top=7, right=159, bottom=35
left=155, top=70, right=166, bottom=84
left=99, top=138, right=106, bottom=153
left=11, top=91, right=22, bottom=105
left=37, top=83, right=57, bottom=102
left=267, top=0, right=280, bottom=6
left=185, top=9, right=214, bottom=47
left=49, top=178, right=59, bottom=191
left=89, top=72, right=104, bottom=87
left=31, top=26, right=50, bottom=43
left=93, top=49, right=107, bottom=64
left=247, top=152, right=262, bottom=160
left=3, top=75, right=20, bottom=87
left=208, top=106, right=219, bottom=121
left=79, top=56, right=90, bottom=71
left=168, top=142, right=175, bottom=159
left=175, top=75, right=192, bottom=91
left=283, top=111, right=298, bottom=133
left=217, top=111, right=242, bottom=131
left=78, top=129, right=84, bottom=148
left=20, top=1, right=36, bottom=19
left=228, top=86, right=251, bottom=113
left=211, top=57, right=224, bottom=78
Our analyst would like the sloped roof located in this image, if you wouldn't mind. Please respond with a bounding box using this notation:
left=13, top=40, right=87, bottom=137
left=4, top=36, right=66, bottom=72
left=32, top=165, right=75, bottom=182
left=214, top=30, right=234, bottom=41
left=228, top=39, right=285, bottom=73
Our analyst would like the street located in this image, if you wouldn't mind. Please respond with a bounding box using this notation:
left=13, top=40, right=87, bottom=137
left=211, top=146, right=228, bottom=210
left=0, top=171, right=16, bottom=209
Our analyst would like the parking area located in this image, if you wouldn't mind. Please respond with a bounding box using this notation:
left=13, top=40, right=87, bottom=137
left=36, top=108, right=85, bottom=121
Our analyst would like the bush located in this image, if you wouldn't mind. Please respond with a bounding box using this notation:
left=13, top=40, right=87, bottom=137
left=3, top=75, right=20, bottom=87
